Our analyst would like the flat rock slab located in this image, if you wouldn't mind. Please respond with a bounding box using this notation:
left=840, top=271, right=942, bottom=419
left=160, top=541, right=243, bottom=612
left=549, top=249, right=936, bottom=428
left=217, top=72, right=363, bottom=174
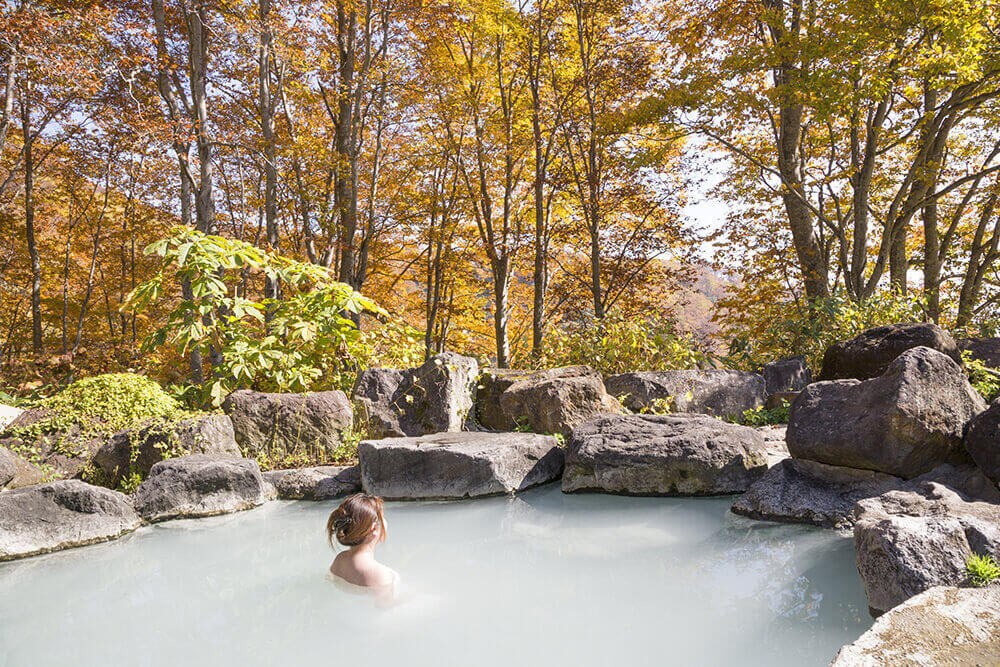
left=358, top=432, right=564, bottom=500
left=732, top=458, right=908, bottom=529
left=563, top=413, right=768, bottom=496
left=133, top=455, right=269, bottom=523
left=832, top=585, right=1000, bottom=666
left=853, top=483, right=1000, bottom=615
left=0, top=480, right=141, bottom=561
left=263, top=465, right=361, bottom=500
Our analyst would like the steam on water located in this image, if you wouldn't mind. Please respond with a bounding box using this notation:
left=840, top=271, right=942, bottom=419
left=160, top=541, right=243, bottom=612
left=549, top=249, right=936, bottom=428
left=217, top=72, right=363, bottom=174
left=0, top=485, right=871, bottom=666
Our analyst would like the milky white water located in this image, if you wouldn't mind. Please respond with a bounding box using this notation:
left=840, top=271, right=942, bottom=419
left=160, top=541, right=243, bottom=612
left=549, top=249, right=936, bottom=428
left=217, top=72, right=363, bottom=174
left=0, top=485, right=871, bottom=666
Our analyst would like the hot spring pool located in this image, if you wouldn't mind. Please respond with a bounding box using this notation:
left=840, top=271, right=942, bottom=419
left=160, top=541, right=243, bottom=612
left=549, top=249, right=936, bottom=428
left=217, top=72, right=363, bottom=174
left=0, top=485, right=871, bottom=666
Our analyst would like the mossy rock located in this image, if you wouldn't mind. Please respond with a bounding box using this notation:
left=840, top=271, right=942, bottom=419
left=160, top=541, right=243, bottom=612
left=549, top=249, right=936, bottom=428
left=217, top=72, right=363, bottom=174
left=0, top=373, right=189, bottom=482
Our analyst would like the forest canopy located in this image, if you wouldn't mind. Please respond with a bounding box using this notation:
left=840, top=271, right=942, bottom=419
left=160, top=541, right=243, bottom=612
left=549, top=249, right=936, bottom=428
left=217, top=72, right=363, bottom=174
left=2, top=0, right=1000, bottom=397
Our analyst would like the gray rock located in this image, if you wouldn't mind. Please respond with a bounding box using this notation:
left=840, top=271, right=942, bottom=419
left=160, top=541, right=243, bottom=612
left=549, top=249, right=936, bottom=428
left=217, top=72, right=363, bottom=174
left=912, top=463, right=1000, bottom=504
left=562, top=413, right=768, bottom=495
left=0, top=403, right=22, bottom=431
left=761, top=356, right=811, bottom=394
left=496, top=366, right=622, bottom=436
left=474, top=368, right=538, bottom=431
left=959, top=336, right=1000, bottom=368
left=222, top=390, right=352, bottom=460
left=133, top=455, right=269, bottom=522
left=757, top=425, right=790, bottom=467
left=852, top=483, right=1000, bottom=614
left=94, top=414, right=240, bottom=489
left=358, top=432, right=564, bottom=500
left=352, top=352, right=479, bottom=438
left=832, top=585, right=1000, bottom=666
left=961, top=399, right=1000, bottom=488
left=262, top=465, right=361, bottom=500
left=820, top=322, right=962, bottom=381
left=605, top=370, right=765, bottom=418
left=787, top=347, right=986, bottom=478
left=0, top=480, right=141, bottom=561
left=0, top=445, right=45, bottom=491
left=732, top=458, right=908, bottom=529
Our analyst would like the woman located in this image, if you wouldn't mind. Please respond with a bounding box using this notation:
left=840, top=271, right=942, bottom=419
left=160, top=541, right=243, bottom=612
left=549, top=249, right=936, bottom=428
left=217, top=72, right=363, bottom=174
left=327, top=493, right=398, bottom=590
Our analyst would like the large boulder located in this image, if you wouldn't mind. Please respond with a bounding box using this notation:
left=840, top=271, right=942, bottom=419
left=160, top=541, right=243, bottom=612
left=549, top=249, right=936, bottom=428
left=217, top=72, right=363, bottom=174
left=262, top=465, right=360, bottom=500
left=761, top=356, right=811, bottom=394
left=352, top=352, right=478, bottom=438
left=787, top=347, right=985, bottom=478
left=604, top=370, right=765, bottom=418
left=832, top=585, right=1000, bottom=666
left=358, top=432, right=564, bottom=500
left=474, top=368, right=536, bottom=431
left=732, top=458, right=908, bottom=529
left=852, top=482, right=1000, bottom=615
left=0, top=480, right=141, bottom=561
left=496, top=366, right=622, bottom=436
left=133, top=455, right=269, bottom=522
left=959, top=336, right=1000, bottom=368
left=820, top=322, right=961, bottom=381
left=562, top=413, right=768, bottom=495
left=0, top=403, right=23, bottom=431
left=0, top=445, right=45, bottom=491
left=93, top=414, right=240, bottom=489
left=961, top=399, right=1000, bottom=488
left=222, top=390, right=353, bottom=461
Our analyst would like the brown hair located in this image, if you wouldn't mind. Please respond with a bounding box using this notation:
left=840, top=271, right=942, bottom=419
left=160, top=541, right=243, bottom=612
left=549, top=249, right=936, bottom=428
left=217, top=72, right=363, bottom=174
left=327, top=493, right=387, bottom=548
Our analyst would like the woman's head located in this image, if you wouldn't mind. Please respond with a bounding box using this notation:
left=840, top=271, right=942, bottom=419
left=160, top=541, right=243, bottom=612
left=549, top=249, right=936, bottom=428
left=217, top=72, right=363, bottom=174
left=327, top=493, right=387, bottom=548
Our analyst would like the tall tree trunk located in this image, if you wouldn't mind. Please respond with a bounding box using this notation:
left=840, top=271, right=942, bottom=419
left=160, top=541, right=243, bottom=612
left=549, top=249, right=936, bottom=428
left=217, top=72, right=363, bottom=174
left=187, top=1, right=215, bottom=234
left=334, top=0, right=358, bottom=288
left=259, top=0, right=279, bottom=306
left=21, top=94, right=42, bottom=353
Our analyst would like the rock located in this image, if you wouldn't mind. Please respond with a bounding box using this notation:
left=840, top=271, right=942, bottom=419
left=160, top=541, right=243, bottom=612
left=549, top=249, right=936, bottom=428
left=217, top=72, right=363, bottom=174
left=852, top=482, right=1000, bottom=614
left=604, top=370, right=765, bottom=418
left=761, top=356, right=811, bottom=394
left=961, top=399, right=1000, bottom=489
left=912, top=463, right=1000, bottom=504
left=352, top=352, right=478, bottom=438
left=0, top=403, right=23, bottom=431
left=0, top=480, right=141, bottom=561
left=474, top=368, right=535, bottom=431
left=562, top=413, right=768, bottom=495
left=262, top=465, right=360, bottom=500
left=358, top=432, right=564, bottom=500
left=0, top=446, right=45, bottom=491
left=496, top=366, right=622, bottom=436
left=831, top=585, right=1000, bottom=666
left=787, top=347, right=986, bottom=478
left=0, top=408, right=104, bottom=480
left=732, top=458, right=908, bottom=529
left=222, top=390, right=353, bottom=460
left=820, top=322, right=962, bottom=381
left=757, top=425, right=790, bottom=467
left=94, top=414, right=240, bottom=489
left=959, top=336, right=1000, bottom=368
left=133, top=455, right=269, bottom=522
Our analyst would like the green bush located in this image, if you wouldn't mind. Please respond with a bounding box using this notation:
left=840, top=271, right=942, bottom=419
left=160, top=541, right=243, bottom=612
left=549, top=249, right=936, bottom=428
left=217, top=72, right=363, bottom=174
left=733, top=400, right=791, bottom=426
left=533, top=311, right=707, bottom=375
left=125, top=227, right=387, bottom=406
left=720, top=291, right=926, bottom=373
left=963, top=351, right=1000, bottom=402
left=966, top=553, right=1000, bottom=587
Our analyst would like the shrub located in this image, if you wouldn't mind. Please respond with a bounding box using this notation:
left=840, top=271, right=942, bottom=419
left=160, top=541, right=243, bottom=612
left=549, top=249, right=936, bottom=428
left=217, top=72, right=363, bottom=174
left=125, top=227, right=387, bottom=406
left=718, top=291, right=926, bottom=373
left=962, top=351, right=1000, bottom=402
left=966, top=553, right=1000, bottom=587
left=533, top=311, right=707, bottom=375
left=733, top=400, right=790, bottom=426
